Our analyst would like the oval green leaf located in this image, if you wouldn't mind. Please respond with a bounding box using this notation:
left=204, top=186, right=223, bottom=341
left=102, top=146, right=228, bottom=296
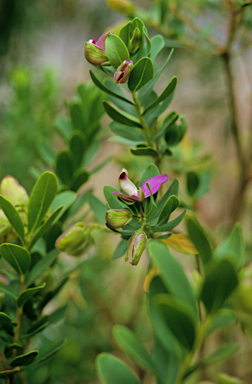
left=28, top=172, right=58, bottom=234
left=10, top=351, right=38, bottom=367
left=103, top=101, right=142, bottom=128
left=128, top=57, right=154, bottom=92
left=0, top=195, right=25, bottom=244
left=105, top=34, right=130, bottom=69
left=0, top=244, right=30, bottom=274
left=96, top=353, right=141, bottom=384
left=17, top=283, right=46, bottom=307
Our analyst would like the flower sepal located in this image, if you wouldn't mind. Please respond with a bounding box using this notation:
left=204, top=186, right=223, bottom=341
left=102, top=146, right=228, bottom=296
left=106, top=209, right=132, bottom=229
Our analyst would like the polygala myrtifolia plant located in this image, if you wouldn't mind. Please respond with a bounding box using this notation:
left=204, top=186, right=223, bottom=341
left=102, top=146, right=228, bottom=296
left=94, top=171, right=247, bottom=384
left=0, top=171, right=98, bottom=383
left=84, top=17, right=187, bottom=168
left=82, top=18, right=252, bottom=384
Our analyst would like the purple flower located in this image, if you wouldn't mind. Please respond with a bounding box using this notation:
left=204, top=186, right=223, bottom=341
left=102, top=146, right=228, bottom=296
left=114, top=60, right=133, bottom=84
left=84, top=32, right=110, bottom=65
left=113, top=168, right=169, bottom=203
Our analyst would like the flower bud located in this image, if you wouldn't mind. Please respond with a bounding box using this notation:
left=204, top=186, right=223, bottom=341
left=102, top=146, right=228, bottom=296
left=125, top=229, right=147, bottom=266
left=106, top=0, right=135, bottom=14
left=106, top=209, right=132, bottom=229
left=114, top=60, right=133, bottom=84
left=84, top=32, right=110, bottom=65
left=129, top=27, right=142, bottom=55
left=55, top=223, right=94, bottom=257
left=0, top=210, right=11, bottom=236
left=0, top=176, right=28, bottom=206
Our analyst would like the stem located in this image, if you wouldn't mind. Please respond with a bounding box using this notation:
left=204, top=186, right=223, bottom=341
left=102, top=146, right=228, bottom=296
left=0, top=346, right=8, bottom=371
left=174, top=316, right=212, bottom=384
left=132, top=91, right=153, bottom=147
left=132, top=91, right=162, bottom=169
left=221, top=4, right=248, bottom=225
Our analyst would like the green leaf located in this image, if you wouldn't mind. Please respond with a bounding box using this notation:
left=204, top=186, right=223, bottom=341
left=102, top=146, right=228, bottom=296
left=0, top=312, right=15, bottom=327
left=152, top=338, right=178, bottom=384
left=25, top=249, right=59, bottom=287
left=153, top=112, right=179, bottom=142
left=105, top=34, right=130, bottom=69
left=200, top=260, right=239, bottom=314
left=104, top=186, right=128, bottom=210
left=25, top=316, right=49, bottom=338
left=29, top=207, right=62, bottom=250
left=113, top=325, right=157, bottom=374
left=139, top=163, right=159, bottom=186
left=184, top=343, right=239, bottom=380
left=28, top=340, right=65, bottom=366
left=165, top=118, right=187, bottom=146
left=51, top=191, right=77, bottom=222
left=17, top=284, right=46, bottom=307
left=54, top=116, right=72, bottom=141
left=69, top=102, right=85, bottom=132
left=0, top=282, right=17, bottom=298
left=186, top=172, right=200, bottom=196
left=55, top=150, right=75, bottom=185
left=90, top=70, right=133, bottom=104
left=4, top=344, right=23, bottom=359
left=150, top=35, right=165, bottom=61
left=186, top=217, right=212, bottom=266
left=70, top=131, right=86, bottom=166
left=89, top=195, right=107, bottom=222
left=139, top=49, right=174, bottom=101
left=154, top=294, right=196, bottom=351
left=28, top=172, right=58, bottom=234
left=214, top=223, right=244, bottom=270
left=110, top=122, right=145, bottom=142
left=153, top=210, right=186, bottom=232
left=103, top=101, right=142, bottom=128
left=143, top=77, right=177, bottom=115
left=112, top=239, right=128, bottom=259
left=131, top=146, right=158, bottom=157
left=147, top=240, right=197, bottom=316
left=128, top=57, right=154, bottom=92
left=96, top=353, right=141, bottom=384
left=147, top=276, right=185, bottom=360
left=0, top=195, right=25, bottom=244
left=0, top=369, right=20, bottom=379
left=206, top=310, right=235, bottom=336
left=147, top=194, right=178, bottom=227
left=10, top=351, right=38, bottom=367
left=119, top=21, right=131, bottom=47
left=71, top=169, right=89, bottom=191
left=0, top=244, right=31, bottom=275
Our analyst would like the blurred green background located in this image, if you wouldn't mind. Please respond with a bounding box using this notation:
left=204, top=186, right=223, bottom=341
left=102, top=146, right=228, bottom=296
left=0, top=1, right=252, bottom=383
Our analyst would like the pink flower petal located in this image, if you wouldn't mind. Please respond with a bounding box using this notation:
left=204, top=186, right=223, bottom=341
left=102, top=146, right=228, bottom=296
left=96, top=32, right=110, bottom=50
left=141, top=174, right=169, bottom=197
left=112, top=192, right=140, bottom=202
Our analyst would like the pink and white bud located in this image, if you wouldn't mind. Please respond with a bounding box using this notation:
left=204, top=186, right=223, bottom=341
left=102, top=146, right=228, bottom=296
left=114, top=60, right=133, bottom=84
left=119, top=168, right=139, bottom=196
left=84, top=32, right=110, bottom=65
left=0, top=176, right=28, bottom=206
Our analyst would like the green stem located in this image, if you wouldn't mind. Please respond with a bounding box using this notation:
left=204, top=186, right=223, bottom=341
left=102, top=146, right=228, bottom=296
left=132, top=91, right=153, bottom=147
left=174, top=316, right=213, bottom=384
left=0, top=345, right=8, bottom=371
left=132, top=91, right=163, bottom=169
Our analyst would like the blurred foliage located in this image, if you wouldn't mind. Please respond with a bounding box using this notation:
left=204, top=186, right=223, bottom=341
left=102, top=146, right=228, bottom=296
left=0, top=66, right=59, bottom=191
